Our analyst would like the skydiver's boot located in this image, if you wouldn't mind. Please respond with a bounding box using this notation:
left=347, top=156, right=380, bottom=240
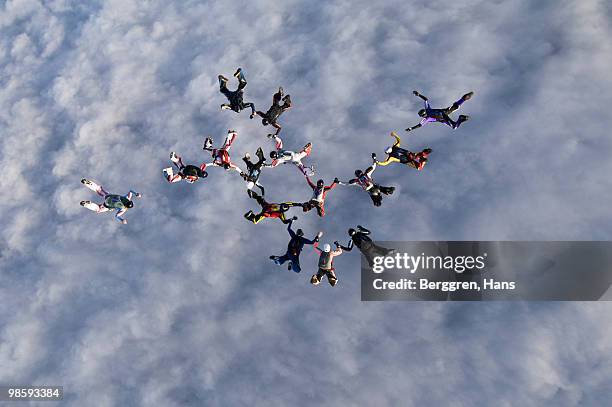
left=380, top=186, right=395, bottom=195
left=218, top=75, right=228, bottom=83
left=81, top=178, right=103, bottom=194
left=233, top=68, right=242, bottom=78
left=163, top=167, right=174, bottom=182
left=269, top=255, right=281, bottom=265
left=462, top=91, right=474, bottom=101
left=244, top=211, right=256, bottom=223
left=80, top=200, right=101, bottom=212
left=170, top=152, right=181, bottom=164
left=203, top=137, right=213, bottom=150
left=310, top=274, right=321, bottom=285
left=455, top=115, right=469, bottom=128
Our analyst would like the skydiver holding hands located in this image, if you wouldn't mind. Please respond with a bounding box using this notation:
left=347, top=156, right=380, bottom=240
left=335, top=225, right=394, bottom=267
left=163, top=152, right=208, bottom=183
left=202, top=129, right=244, bottom=175
left=265, top=133, right=315, bottom=176
left=244, top=191, right=301, bottom=224
left=406, top=90, right=474, bottom=132
left=339, top=156, right=395, bottom=207
left=373, top=132, right=432, bottom=171
left=253, top=86, right=292, bottom=135
left=218, top=67, right=256, bottom=117
left=311, top=242, right=344, bottom=287
left=270, top=219, right=323, bottom=273
left=79, top=179, right=142, bottom=224
left=301, top=176, right=339, bottom=217
left=241, top=147, right=267, bottom=197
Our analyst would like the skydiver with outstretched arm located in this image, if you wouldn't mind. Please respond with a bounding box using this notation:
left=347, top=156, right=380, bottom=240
left=301, top=176, right=339, bottom=217
left=202, top=129, right=244, bottom=175
left=270, top=219, right=323, bottom=273
left=253, top=87, right=292, bottom=135
left=79, top=179, right=142, bottom=224
left=241, top=147, right=267, bottom=197
left=311, top=241, right=343, bottom=287
left=406, top=90, right=474, bottom=132
left=163, top=152, right=208, bottom=183
left=339, top=156, right=395, bottom=207
left=335, top=225, right=394, bottom=267
left=218, top=67, right=256, bottom=117
left=264, top=133, right=315, bottom=176
left=244, top=191, right=301, bottom=224
left=373, top=132, right=432, bottom=171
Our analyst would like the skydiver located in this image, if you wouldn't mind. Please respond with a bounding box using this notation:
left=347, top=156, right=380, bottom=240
left=335, top=225, right=394, bottom=267
left=202, top=129, right=244, bottom=175
left=163, top=152, right=208, bottom=183
left=311, top=241, right=344, bottom=287
left=265, top=133, right=314, bottom=176
left=253, top=87, right=292, bottom=135
left=301, top=176, right=339, bottom=217
left=79, top=179, right=142, bottom=224
left=373, top=132, right=432, bottom=171
left=218, top=67, right=256, bottom=117
left=339, top=156, right=395, bottom=207
left=244, top=191, right=301, bottom=224
left=241, top=147, right=267, bottom=197
left=406, top=90, right=474, bottom=132
left=269, top=219, right=322, bottom=273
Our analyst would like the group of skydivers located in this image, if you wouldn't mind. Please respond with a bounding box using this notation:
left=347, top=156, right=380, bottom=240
left=80, top=67, right=474, bottom=287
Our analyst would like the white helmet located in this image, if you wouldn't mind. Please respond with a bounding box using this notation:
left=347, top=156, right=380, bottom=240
left=323, top=243, right=331, bottom=253
left=385, top=147, right=393, bottom=154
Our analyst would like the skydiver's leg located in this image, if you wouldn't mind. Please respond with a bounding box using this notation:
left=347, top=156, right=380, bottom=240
left=271, top=253, right=290, bottom=266
left=272, top=88, right=283, bottom=106
left=271, top=122, right=282, bottom=135
left=290, top=257, right=301, bottom=273
left=244, top=210, right=265, bottom=224
left=310, top=269, right=325, bottom=285
left=295, top=143, right=312, bottom=160
left=170, top=152, right=185, bottom=170
left=235, top=68, right=247, bottom=90
left=326, top=269, right=338, bottom=286
left=223, top=131, right=238, bottom=151
left=81, top=179, right=108, bottom=197
left=379, top=185, right=395, bottom=195
left=80, top=200, right=111, bottom=213
left=218, top=75, right=230, bottom=95
left=281, top=95, right=292, bottom=110
left=163, top=167, right=183, bottom=183
left=255, top=181, right=265, bottom=196
left=447, top=92, right=474, bottom=114
left=369, top=190, right=383, bottom=207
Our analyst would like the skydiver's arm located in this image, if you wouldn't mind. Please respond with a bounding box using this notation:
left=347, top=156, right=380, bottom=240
left=336, top=239, right=353, bottom=251
left=115, top=209, right=128, bottom=224
left=413, top=90, right=428, bottom=102
left=365, top=161, right=377, bottom=177
left=325, top=178, right=339, bottom=191
left=302, top=235, right=317, bottom=245
left=305, top=176, right=315, bottom=189
left=287, top=220, right=296, bottom=238
left=125, top=190, right=141, bottom=200
left=390, top=132, right=401, bottom=147
left=313, top=241, right=322, bottom=254
left=406, top=122, right=423, bottom=132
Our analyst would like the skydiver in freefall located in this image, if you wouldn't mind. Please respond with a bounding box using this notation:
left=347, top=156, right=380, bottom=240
left=79, top=179, right=142, bottom=224
left=406, top=90, right=474, bottom=132
left=335, top=225, right=394, bottom=267
left=311, top=241, right=344, bottom=287
left=373, top=132, right=432, bottom=171
left=339, top=156, right=395, bottom=207
left=253, top=86, right=292, bottom=135
left=300, top=176, right=339, bottom=217
left=163, top=152, right=208, bottom=183
left=270, top=219, right=323, bottom=273
left=243, top=191, right=301, bottom=224
left=218, top=67, right=256, bottom=117
left=265, top=133, right=315, bottom=176
left=241, top=147, right=267, bottom=197
left=202, top=130, right=244, bottom=175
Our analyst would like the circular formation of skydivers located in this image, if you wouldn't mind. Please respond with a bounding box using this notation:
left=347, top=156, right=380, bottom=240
left=80, top=67, right=474, bottom=287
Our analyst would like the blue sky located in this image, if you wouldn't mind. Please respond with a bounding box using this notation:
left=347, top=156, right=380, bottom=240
left=1, top=1, right=612, bottom=405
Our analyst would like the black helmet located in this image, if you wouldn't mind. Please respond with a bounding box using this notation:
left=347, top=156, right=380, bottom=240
left=317, top=179, right=324, bottom=188
left=348, top=228, right=356, bottom=236
left=262, top=119, right=269, bottom=125
left=125, top=200, right=134, bottom=208
left=270, top=151, right=278, bottom=159
left=418, top=109, right=427, bottom=117
left=296, top=229, right=304, bottom=236
left=355, top=169, right=362, bottom=177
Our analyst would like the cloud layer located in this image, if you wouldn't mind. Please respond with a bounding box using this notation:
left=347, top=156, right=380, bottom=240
left=1, top=0, right=612, bottom=405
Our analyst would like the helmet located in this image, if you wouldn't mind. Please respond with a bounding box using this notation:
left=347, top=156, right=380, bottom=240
left=262, top=119, right=269, bottom=125
left=317, top=179, right=324, bottom=188
left=355, top=169, right=363, bottom=177
left=418, top=109, right=427, bottom=117
left=348, top=228, right=356, bottom=236
left=385, top=147, right=393, bottom=154
left=270, top=151, right=278, bottom=159
left=323, top=243, right=331, bottom=253
left=125, top=200, right=134, bottom=208
left=296, top=229, right=304, bottom=236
